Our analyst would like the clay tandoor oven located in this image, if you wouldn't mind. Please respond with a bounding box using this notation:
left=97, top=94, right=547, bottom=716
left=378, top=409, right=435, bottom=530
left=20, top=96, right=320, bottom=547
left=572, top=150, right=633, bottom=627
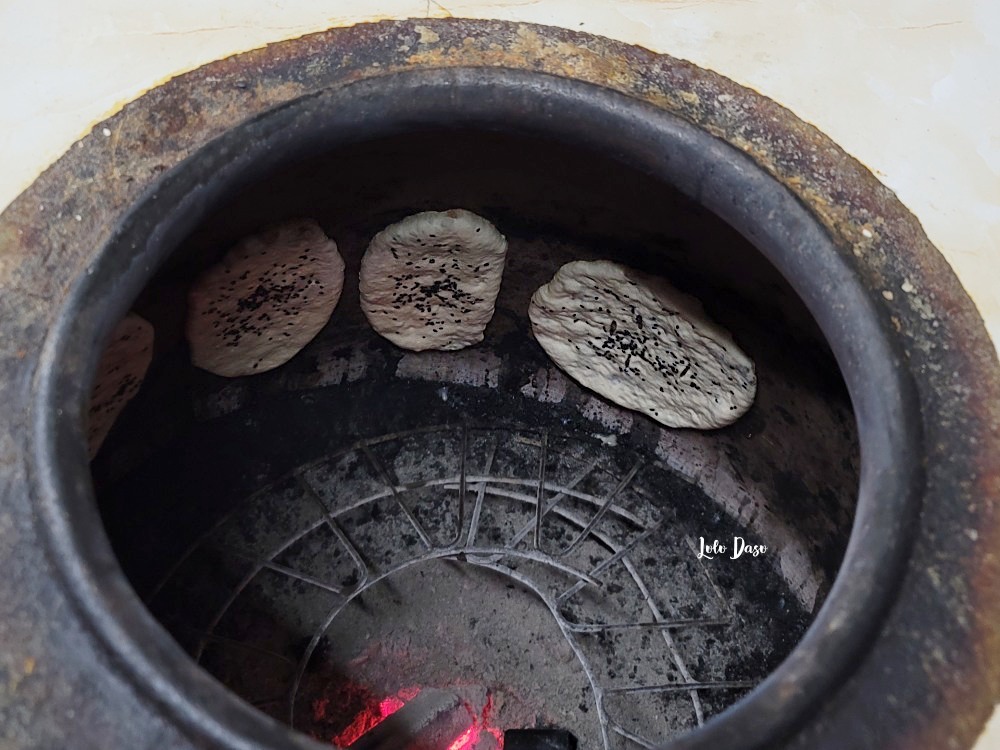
left=0, top=18, right=998, bottom=750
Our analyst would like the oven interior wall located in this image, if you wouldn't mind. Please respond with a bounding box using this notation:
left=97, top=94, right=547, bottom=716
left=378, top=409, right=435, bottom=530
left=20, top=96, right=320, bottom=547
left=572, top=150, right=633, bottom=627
left=88, top=129, right=860, bottom=746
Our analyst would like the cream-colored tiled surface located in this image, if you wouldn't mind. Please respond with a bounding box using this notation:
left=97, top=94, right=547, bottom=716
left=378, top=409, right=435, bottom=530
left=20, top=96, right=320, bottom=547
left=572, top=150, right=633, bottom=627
left=1, top=1, right=997, bottom=747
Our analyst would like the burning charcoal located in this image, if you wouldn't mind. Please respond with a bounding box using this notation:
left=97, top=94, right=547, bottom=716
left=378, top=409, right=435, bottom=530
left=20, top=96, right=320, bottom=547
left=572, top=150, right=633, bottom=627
left=350, top=688, right=472, bottom=750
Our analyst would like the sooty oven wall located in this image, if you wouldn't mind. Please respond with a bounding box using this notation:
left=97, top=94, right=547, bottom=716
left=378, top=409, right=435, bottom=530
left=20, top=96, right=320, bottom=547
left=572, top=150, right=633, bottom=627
left=88, top=128, right=860, bottom=743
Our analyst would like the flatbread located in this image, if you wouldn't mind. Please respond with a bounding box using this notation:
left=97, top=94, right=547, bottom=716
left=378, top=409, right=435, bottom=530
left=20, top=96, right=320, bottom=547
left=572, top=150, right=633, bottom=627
left=529, top=260, right=756, bottom=429
left=359, top=209, right=507, bottom=351
left=186, top=218, right=345, bottom=377
left=88, top=312, right=154, bottom=458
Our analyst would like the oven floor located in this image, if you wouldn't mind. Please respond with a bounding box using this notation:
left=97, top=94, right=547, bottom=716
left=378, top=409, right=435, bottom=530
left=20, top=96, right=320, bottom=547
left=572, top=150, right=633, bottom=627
left=144, top=425, right=809, bottom=749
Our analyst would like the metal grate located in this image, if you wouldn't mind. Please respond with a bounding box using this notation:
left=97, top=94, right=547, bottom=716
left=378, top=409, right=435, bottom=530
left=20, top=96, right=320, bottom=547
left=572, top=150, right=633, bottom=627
left=147, top=425, right=768, bottom=749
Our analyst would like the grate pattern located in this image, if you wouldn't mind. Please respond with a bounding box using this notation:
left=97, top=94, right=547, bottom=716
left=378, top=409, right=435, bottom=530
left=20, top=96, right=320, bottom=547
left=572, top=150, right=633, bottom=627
left=147, top=426, right=765, bottom=749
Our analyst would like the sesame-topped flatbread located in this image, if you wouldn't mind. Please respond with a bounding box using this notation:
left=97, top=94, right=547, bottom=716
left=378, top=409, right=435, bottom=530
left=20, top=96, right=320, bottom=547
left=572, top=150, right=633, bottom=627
left=359, top=209, right=507, bottom=351
left=88, top=312, right=154, bottom=458
left=529, top=260, right=756, bottom=429
left=186, top=218, right=345, bottom=377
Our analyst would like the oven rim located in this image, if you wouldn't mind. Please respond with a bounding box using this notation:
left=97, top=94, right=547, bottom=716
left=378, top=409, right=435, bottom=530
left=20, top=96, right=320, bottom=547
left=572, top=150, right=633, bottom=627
left=1, top=16, right=995, bottom=750
left=30, top=66, right=921, bottom=750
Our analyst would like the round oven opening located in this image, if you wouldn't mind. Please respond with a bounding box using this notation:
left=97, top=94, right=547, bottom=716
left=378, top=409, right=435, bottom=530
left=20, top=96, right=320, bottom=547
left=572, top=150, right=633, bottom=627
left=40, top=68, right=920, bottom=750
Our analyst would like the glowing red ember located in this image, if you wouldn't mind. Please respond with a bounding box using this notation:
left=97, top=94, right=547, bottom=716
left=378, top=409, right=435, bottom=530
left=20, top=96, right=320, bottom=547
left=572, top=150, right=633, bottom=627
left=446, top=724, right=478, bottom=750
left=379, top=696, right=405, bottom=718
left=330, top=688, right=410, bottom=747
left=330, top=686, right=503, bottom=750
